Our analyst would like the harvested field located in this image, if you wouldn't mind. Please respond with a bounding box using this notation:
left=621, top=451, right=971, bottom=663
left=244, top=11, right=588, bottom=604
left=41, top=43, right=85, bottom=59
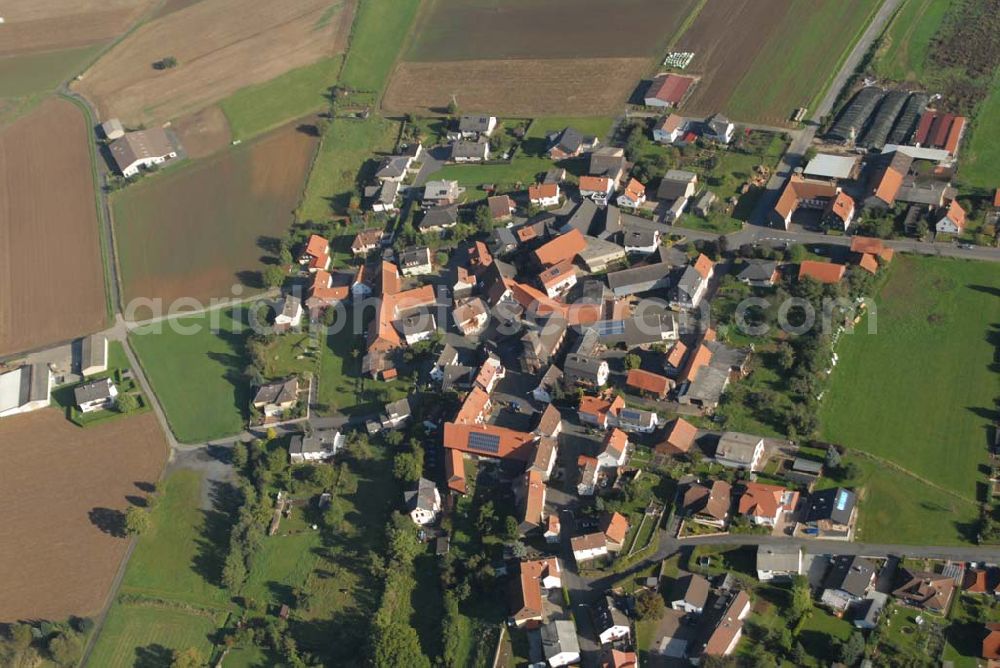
left=74, top=0, right=356, bottom=126
left=672, top=0, right=791, bottom=117
left=0, top=410, right=168, bottom=621
left=405, top=0, right=696, bottom=61
left=0, top=97, right=107, bottom=357
left=173, top=105, right=232, bottom=159
left=0, top=0, right=155, bottom=56
left=384, top=58, right=652, bottom=117
left=113, top=122, right=318, bottom=306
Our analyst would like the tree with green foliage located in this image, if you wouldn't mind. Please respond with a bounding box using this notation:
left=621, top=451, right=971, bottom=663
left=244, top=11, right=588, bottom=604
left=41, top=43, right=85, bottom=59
left=263, top=265, right=285, bottom=288
left=231, top=441, right=248, bottom=470
left=789, top=574, right=812, bottom=624
left=171, top=647, right=204, bottom=668
left=370, top=615, right=430, bottom=668
left=125, top=505, right=151, bottom=535
left=8, top=623, right=33, bottom=650
left=624, top=353, right=641, bottom=371
left=447, top=98, right=459, bottom=116
left=393, top=450, right=423, bottom=482
left=222, top=550, right=247, bottom=591
left=47, top=631, right=81, bottom=667
left=839, top=631, right=865, bottom=666
left=786, top=244, right=807, bottom=263
left=477, top=500, right=496, bottom=533
left=115, top=391, right=139, bottom=414
left=635, top=589, right=665, bottom=620
left=504, top=516, right=520, bottom=541
left=475, top=203, right=494, bottom=231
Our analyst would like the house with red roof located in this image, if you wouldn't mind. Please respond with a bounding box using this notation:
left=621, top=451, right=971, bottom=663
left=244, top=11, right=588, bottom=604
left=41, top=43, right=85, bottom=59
left=737, top=482, right=799, bottom=527
left=529, top=183, right=561, bottom=208
left=798, top=261, right=846, bottom=284
left=656, top=417, right=698, bottom=455
left=626, top=369, right=672, bottom=398
left=579, top=175, right=615, bottom=204
left=616, top=178, right=647, bottom=209
left=300, top=234, right=331, bottom=271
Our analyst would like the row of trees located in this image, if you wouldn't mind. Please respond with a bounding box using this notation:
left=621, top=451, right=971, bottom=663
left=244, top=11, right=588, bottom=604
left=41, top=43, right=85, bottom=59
left=1, top=618, right=91, bottom=668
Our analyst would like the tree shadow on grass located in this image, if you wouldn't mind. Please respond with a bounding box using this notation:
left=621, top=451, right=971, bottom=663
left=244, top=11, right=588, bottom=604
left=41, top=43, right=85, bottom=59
left=191, top=479, right=240, bottom=589
left=89, top=507, right=126, bottom=538
left=134, top=643, right=174, bottom=668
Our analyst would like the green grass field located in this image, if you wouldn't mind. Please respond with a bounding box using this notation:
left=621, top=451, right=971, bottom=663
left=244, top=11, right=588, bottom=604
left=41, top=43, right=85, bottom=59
left=317, top=308, right=411, bottom=416
left=339, top=0, right=422, bottom=93
left=120, top=469, right=234, bottom=606
left=89, top=469, right=235, bottom=666
left=240, top=506, right=320, bottom=607
left=129, top=309, right=251, bottom=443
left=726, top=0, right=882, bottom=123
left=297, top=115, right=399, bottom=220
left=958, top=76, right=1000, bottom=188
left=874, top=0, right=951, bottom=81
left=220, top=56, right=343, bottom=141
left=87, top=604, right=223, bottom=668
left=0, top=45, right=103, bottom=98
left=820, top=256, right=999, bottom=502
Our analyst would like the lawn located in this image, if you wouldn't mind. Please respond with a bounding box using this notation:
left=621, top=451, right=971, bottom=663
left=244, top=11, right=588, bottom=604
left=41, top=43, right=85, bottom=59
left=297, top=115, right=400, bottom=220
left=820, top=256, right=999, bottom=502
left=0, top=45, right=103, bottom=98
left=431, top=156, right=555, bottom=202
left=129, top=308, right=252, bottom=443
left=725, top=0, right=882, bottom=124
left=339, top=0, right=422, bottom=93
left=240, top=505, right=321, bottom=608
left=317, top=308, right=412, bottom=416
left=87, top=603, right=224, bottom=668
left=944, top=593, right=1000, bottom=667
left=958, top=75, right=1000, bottom=188
left=120, top=469, right=235, bottom=607
left=874, top=0, right=951, bottom=81
left=525, top=116, right=617, bottom=142
left=220, top=56, right=343, bottom=140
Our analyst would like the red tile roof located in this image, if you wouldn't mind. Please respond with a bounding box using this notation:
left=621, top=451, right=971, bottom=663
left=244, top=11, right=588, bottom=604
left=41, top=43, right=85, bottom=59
left=626, top=368, right=671, bottom=395
left=534, top=229, right=586, bottom=266
left=529, top=183, right=559, bottom=201
left=774, top=175, right=839, bottom=221
left=944, top=199, right=966, bottom=231
left=443, top=423, right=536, bottom=461
left=579, top=176, right=613, bottom=193
left=666, top=341, right=687, bottom=368
left=693, top=253, right=714, bottom=279
left=798, top=260, right=845, bottom=284
left=873, top=166, right=904, bottom=205
left=445, top=448, right=467, bottom=494
left=622, top=178, right=645, bottom=201
left=993, top=189, right=1000, bottom=208
left=579, top=394, right=625, bottom=421
left=857, top=253, right=879, bottom=274
left=657, top=417, right=698, bottom=454
left=454, top=387, right=492, bottom=425
left=680, top=344, right=713, bottom=383
left=985, top=623, right=1000, bottom=660
left=601, top=511, right=629, bottom=545
left=738, top=482, right=797, bottom=520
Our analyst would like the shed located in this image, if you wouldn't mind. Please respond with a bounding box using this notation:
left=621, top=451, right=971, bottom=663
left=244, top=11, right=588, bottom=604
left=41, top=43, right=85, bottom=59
left=80, top=334, right=109, bottom=376
left=101, top=118, right=125, bottom=140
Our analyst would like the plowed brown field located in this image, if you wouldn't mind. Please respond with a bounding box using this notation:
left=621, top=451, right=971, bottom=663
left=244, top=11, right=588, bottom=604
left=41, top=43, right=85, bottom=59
left=383, top=58, right=652, bottom=117
left=73, top=0, right=355, bottom=126
left=0, top=410, right=168, bottom=621
left=0, top=97, right=107, bottom=357
left=0, top=0, right=156, bottom=56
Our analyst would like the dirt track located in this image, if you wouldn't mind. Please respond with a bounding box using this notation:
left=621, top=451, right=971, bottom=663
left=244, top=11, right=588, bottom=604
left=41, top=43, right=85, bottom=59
left=0, top=97, right=108, bottom=358
left=73, top=0, right=355, bottom=126
left=384, top=58, right=652, bottom=116
left=0, top=410, right=168, bottom=622
left=0, top=0, right=156, bottom=56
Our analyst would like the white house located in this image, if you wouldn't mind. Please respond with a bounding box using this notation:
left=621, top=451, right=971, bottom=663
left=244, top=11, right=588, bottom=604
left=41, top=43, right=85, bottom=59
left=109, top=128, right=178, bottom=177
left=936, top=199, right=966, bottom=235
left=539, top=260, right=577, bottom=298
left=756, top=545, right=803, bottom=582
left=289, top=430, right=345, bottom=463
left=74, top=377, right=118, bottom=413
left=398, top=246, right=433, bottom=277
left=596, top=596, right=631, bottom=645
left=541, top=620, right=580, bottom=668
left=570, top=532, right=608, bottom=563
left=615, top=406, right=659, bottom=434
left=670, top=573, right=710, bottom=614
left=0, top=364, right=52, bottom=418
left=405, top=478, right=441, bottom=525
left=616, top=178, right=646, bottom=209
left=704, top=114, right=735, bottom=144
left=596, top=429, right=629, bottom=470
left=529, top=183, right=561, bottom=208
left=577, top=456, right=599, bottom=496
left=456, top=115, right=498, bottom=139
left=715, top=432, right=765, bottom=471
left=653, top=114, right=685, bottom=144
left=274, top=295, right=303, bottom=331
left=579, top=176, right=614, bottom=205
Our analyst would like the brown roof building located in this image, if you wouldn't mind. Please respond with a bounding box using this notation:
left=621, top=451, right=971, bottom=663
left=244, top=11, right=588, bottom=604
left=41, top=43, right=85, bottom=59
left=656, top=417, right=698, bottom=455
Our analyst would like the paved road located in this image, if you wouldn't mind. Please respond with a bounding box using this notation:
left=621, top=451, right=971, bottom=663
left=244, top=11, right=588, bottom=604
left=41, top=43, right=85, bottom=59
left=748, top=0, right=905, bottom=227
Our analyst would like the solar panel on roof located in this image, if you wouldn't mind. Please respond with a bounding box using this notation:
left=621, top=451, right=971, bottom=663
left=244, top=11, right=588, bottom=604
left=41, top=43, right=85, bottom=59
left=620, top=409, right=641, bottom=421
left=467, top=431, right=501, bottom=454
left=594, top=320, right=625, bottom=336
